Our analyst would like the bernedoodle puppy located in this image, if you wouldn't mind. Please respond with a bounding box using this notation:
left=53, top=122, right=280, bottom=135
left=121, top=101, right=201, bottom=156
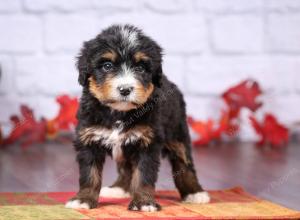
left=65, top=24, right=210, bottom=212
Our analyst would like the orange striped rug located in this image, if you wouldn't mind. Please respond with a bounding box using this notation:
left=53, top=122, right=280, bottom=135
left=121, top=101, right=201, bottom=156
left=0, top=187, right=299, bottom=220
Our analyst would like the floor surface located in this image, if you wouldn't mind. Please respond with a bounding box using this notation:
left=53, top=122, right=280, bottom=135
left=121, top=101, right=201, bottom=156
left=0, top=141, right=299, bottom=210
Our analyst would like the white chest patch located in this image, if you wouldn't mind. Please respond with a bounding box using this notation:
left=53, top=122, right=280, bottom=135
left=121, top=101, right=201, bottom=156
left=79, top=123, right=153, bottom=161
left=89, top=122, right=124, bottom=161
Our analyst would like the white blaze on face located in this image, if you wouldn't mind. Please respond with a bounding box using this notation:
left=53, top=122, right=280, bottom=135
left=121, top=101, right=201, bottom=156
left=106, top=25, right=143, bottom=111
left=111, top=64, right=139, bottom=101
left=120, top=26, right=138, bottom=49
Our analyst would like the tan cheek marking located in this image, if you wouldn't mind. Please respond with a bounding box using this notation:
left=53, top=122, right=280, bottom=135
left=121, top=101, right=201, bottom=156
left=88, top=76, right=114, bottom=102
left=101, top=51, right=117, bottom=62
left=135, top=83, right=154, bottom=105
left=134, top=52, right=149, bottom=62
left=166, top=142, right=189, bottom=164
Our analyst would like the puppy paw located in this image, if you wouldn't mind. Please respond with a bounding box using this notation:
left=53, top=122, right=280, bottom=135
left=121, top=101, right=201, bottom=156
left=128, top=200, right=161, bottom=212
left=100, top=186, right=130, bottom=198
left=183, top=191, right=210, bottom=204
left=65, top=197, right=98, bottom=209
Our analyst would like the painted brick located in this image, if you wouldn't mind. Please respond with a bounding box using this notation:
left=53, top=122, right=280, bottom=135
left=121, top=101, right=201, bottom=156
left=0, top=0, right=299, bottom=142
left=0, top=16, right=42, bottom=53
left=24, top=0, right=93, bottom=12
left=0, top=56, right=14, bottom=95
left=266, top=14, right=300, bottom=52
left=196, top=0, right=263, bottom=13
left=295, top=73, right=300, bottom=93
left=143, top=0, right=188, bottom=13
left=91, top=0, right=137, bottom=10
left=0, top=0, right=21, bottom=13
left=186, top=56, right=298, bottom=95
left=265, top=0, right=300, bottom=12
left=15, top=56, right=80, bottom=95
left=163, top=56, right=185, bottom=91
left=33, top=96, right=60, bottom=120
left=44, top=14, right=100, bottom=53
left=100, top=14, right=206, bottom=54
left=211, top=15, right=263, bottom=53
left=257, top=93, right=300, bottom=125
left=0, top=95, right=38, bottom=124
left=0, top=95, right=60, bottom=128
left=185, top=95, right=224, bottom=120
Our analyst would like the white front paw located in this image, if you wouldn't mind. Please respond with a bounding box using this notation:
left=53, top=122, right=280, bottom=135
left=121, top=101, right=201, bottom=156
left=183, top=191, right=210, bottom=204
left=100, top=186, right=130, bottom=198
left=141, top=205, right=158, bottom=212
left=65, top=199, right=90, bottom=209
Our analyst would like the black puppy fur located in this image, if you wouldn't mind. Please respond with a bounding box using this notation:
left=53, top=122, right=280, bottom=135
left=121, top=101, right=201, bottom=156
left=66, top=24, right=209, bottom=211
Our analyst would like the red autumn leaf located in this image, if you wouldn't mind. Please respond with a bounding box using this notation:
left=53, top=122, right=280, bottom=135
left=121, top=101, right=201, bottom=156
left=222, top=79, right=263, bottom=118
left=188, top=116, right=215, bottom=146
left=249, top=113, right=289, bottom=147
left=3, top=105, right=47, bottom=148
left=188, top=111, right=237, bottom=146
left=218, top=111, right=240, bottom=137
left=47, top=95, right=79, bottom=138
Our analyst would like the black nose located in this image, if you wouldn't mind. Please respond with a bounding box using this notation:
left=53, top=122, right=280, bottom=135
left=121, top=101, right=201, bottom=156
left=118, top=86, right=133, bottom=96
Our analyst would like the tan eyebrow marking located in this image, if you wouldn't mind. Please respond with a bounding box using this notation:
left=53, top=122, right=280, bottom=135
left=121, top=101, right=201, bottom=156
left=134, top=52, right=150, bottom=62
left=101, top=50, right=117, bottom=62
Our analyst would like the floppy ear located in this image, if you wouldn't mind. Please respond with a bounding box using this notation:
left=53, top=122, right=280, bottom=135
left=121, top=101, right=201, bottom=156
left=152, top=64, right=163, bottom=88
left=76, top=46, right=90, bottom=86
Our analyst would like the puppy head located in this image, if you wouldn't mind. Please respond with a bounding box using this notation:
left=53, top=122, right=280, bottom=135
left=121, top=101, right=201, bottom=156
left=77, top=24, right=163, bottom=112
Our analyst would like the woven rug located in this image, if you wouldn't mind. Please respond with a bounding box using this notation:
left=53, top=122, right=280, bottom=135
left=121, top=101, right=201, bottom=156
left=0, top=187, right=299, bottom=220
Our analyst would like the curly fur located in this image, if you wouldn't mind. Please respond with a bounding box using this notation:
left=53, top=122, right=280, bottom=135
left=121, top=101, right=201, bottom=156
left=66, top=24, right=209, bottom=211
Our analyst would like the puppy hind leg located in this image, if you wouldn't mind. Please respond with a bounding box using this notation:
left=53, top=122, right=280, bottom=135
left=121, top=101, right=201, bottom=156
left=166, top=141, right=210, bottom=204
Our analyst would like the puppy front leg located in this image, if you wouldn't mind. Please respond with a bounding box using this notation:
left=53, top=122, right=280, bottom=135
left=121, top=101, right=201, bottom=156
left=128, top=146, right=161, bottom=212
left=100, top=160, right=132, bottom=198
left=66, top=147, right=105, bottom=209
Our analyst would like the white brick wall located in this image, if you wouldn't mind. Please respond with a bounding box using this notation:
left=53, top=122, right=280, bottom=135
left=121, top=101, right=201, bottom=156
left=211, top=15, right=264, bottom=53
left=266, top=13, right=300, bottom=52
left=196, top=0, right=263, bottom=13
left=44, top=14, right=100, bottom=53
left=0, top=15, right=42, bottom=53
left=0, top=0, right=22, bottom=13
left=23, top=0, right=93, bottom=12
left=15, top=55, right=79, bottom=95
left=0, top=0, right=300, bottom=139
left=265, top=0, right=300, bottom=12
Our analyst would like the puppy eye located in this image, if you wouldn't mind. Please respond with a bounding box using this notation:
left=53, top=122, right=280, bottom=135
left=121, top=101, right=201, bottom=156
left=102, top=62, right=114, bottom=72
left=134, top=64, right=145, bottom=73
